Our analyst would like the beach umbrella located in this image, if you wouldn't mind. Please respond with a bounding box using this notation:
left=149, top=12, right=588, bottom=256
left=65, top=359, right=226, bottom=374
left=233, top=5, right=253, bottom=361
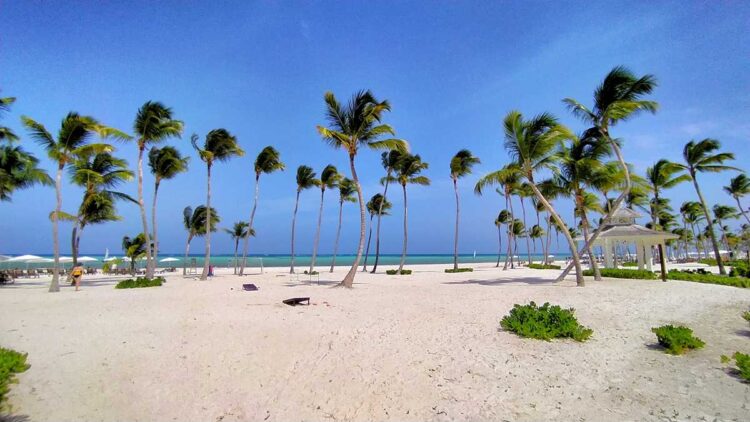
left=103, top=256, right=119, bottom=262
left=159, top=257, right=180, bottom=262
left=78, top=257, right=98, bottom=263
left=0, top=255, right=10, bottom=262
left=58, top=257, right=73, bottom=263
left=26, top=257, right=53, bottom=263
left=6, top=254, right=44, bottom=262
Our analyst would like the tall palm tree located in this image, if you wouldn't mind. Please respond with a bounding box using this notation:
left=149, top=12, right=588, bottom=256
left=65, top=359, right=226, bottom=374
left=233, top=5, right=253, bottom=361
left=191, top=129, right=244, bottom=280
left=712, top=204, right=738, bottom=250
left=529, top=224, right=545, bottom=260
left=331, top=177, right=357, bottom=272
left=122, top=233, right=147, bottom=276
left=310, top=165, right=339, bottom=273
left=724, top=174, right=750, bottom=225
left=675, top=139, right=738, bottom=274
left=148, top=146, right=189, bottom=266
left=317, top=90, right=407, bottom=287
left=240, top=146, right=285, bottom=275
left=560, top=66, right=658, bottom=279
left=372, top=149, right=403, bottom=273
left=22, top=113, right=125, bottom=292
left=502, top=111, right=585, bottom=285
left=290, top=165, right=320, bottom=274
left=182, top=205, right=219, bottom=275
left=475, top=164, right=522, bottom=269
left=0, top=95, right=19, bottom=142
left=362, top=193, right=391, bottom=272
left=515, top=183, right=535, bottom=266
left=390, top=153, right=430, bottom=272
left=449, top=149, right=480, bottom=270
left=510, top=219, right=526, bottom=258
left=680, top=201, right=705, bottom=259
left=494, top=210, right=511, bottom=267
left=224, top=221, right=253, bottom=274
left=132, top=102, right=183, bottom=278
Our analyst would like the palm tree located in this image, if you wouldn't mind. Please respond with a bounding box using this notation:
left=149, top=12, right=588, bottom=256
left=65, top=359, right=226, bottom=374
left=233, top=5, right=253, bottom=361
left=240, top=146, right=285, bottom=275
left=22, top=113, right=125, bottom=292
left=494, top=210, right=511, bottom=267
left=680, top=201, right=705, bottom=259
left=675, top=139, right=738, bottom=274
left=372, top=149, right=403, bottom=273
left=712, top=204, right=738, bottom=250
left=317, top=91, right=408, bottom=287
left=192, top=129, right=244, bottom=280
left=182, top=205, right=219, bottom=275
left=502, top=111, right=585, bottom=285
left=510, top=219, right=526, bottom=258
left=390, top=153, right=430, bottom=272
left=290, top=165, right=320, bottom=274
left=331, top=177, right=357, bottom=272
left=148, top=146, right=189, bottom=267
left=362, top=193, right=391, bottom=272
left=515, top=183, right=535, bottom=266
left=0, top=95, right=19, bottom=142
left=475, top=164, right=522, bottom=269
left=224, top=221, right=253, bottom=274
left=122, top=233, right=147, bottom=275
left=529, top=224, right=545, bottom=260
left=449, top=149, right=480, bottom=270
left=724, top=174, right=750, bottom=225
left=560, top=66, right=658, bottom=279
left=310, top=165, right=339, bottom=273
left=132, top=102, right=183, bottom=278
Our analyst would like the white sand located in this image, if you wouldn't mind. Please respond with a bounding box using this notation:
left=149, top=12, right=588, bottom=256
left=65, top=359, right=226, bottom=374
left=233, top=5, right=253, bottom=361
left=1, top=263, right=749, bottom=421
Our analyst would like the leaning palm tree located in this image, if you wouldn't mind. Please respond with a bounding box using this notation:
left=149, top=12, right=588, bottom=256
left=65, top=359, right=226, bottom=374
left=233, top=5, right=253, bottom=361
left=390, top=153, right=430, bottom=272
left=132, top=102, right=183, bottom=278
left=372, top=149, right=403, bottom=273
left=192, top=129, right=244, bottom=280
left=494, top=210, right=511, bottom=267
left=290, top=165, right=320, bottom=274
left=317, top=90, right=407, bottom=287
left=310, top=165, right=339, bottom=273
left=449, top=149, right=481, bottom=270
left=122, top=233, right=147, bottom=276
left=724, top=174, right=750, bottom=225
left=224, top=221, right=253, bottom=274
left=502, top=111, right=585, bottom=285
left=362, top=193, right=391, bottom=272
left=331, top=177, right=357, bottom=272
left=475, top=165, right=522, bottom=269
left=239, top=146, right=285, bottom=275
left=712, top=204, right=738, bottom=250
left=22, top=113, right=125, bottom=292
left=182, top=205, right=219, bottom=275
left=675, top=139, right=738, bottom=274
left=0, top=95, right=19, bottom=142
left=148, top=146, right=189, bottom=266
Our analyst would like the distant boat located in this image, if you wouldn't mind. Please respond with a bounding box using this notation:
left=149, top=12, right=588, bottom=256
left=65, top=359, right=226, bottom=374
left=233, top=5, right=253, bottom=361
left=473, top=250, right=476, bottom=259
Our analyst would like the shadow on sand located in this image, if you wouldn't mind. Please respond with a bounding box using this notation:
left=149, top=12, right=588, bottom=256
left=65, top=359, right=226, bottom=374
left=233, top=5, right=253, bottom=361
left=443, top=277, right=559, bottom=287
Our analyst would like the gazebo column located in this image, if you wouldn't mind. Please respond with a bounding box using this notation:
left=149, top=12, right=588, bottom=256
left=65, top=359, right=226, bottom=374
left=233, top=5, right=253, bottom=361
left=603, top=239, right=613, bottom=268
left=636, top=240, right=645, bottom=271
left=644, top=241, right=654, bottom=272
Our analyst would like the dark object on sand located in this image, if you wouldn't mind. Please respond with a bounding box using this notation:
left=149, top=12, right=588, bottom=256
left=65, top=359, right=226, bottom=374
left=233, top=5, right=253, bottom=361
left=242, top=283, right=258, bottom=291
left=283, top=297, right=310, bottom=306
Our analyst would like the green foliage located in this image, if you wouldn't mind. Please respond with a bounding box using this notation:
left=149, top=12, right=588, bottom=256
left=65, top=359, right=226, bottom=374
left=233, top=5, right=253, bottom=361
left=731, top=352, right=750, bottom=382
left=651, top=325, right=705, bottom=355
left=621, top=261, right=639, bottom=267
left=666, top=270, right=750, bottom=288
left=730, top=261, right=749, bottom=278
left=303, top=270, right=319, bottom=275
left=0, top=346, right=29, bottom=408
left=500, top=301, right=593, bottom=342
left=583, top=268, right=658, bottom=279
left=444, top=268, right=474, bottom=273
left=115, top=277, right=164, bottom=289
left=742, top=311, right=750, bottom=323
left=527, top=263, right=561, bottom=270
left=386, top=269, right=412, bottom=275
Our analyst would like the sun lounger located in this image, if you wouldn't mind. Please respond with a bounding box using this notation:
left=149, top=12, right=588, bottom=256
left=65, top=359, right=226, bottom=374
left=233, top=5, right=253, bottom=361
left=242, top=283, right=258, bottom=291
left=282, top=297, right=310, bottom=306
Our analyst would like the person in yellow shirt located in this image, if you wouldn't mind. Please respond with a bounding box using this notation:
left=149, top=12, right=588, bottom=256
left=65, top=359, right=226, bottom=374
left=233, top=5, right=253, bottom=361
left=71, top=265, right=84, bottom=291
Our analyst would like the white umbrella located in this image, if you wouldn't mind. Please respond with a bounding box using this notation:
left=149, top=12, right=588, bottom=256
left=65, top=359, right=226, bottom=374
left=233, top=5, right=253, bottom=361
left=103, top=256, right=119, bottom=262
left=0, top=255, right=11, bottom=262
left=58, top=257, right=74, bottom=263
left=26, top=258, right=53, bottom=263
left=78, top=256, right=98, bottom=263
left=6, top=254, right=43, bottom=262
left=159, top=257, right=180, bottom=262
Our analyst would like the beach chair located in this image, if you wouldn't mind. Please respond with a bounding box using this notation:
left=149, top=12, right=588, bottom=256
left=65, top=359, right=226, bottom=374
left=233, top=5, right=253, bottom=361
left=242, top=283, right=258, bottom=291
left=282, top=297, right=310, bottom=306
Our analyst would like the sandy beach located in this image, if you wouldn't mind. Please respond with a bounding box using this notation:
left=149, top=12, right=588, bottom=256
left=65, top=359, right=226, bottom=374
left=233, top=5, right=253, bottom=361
left=1, top=263, right=749, bottom=421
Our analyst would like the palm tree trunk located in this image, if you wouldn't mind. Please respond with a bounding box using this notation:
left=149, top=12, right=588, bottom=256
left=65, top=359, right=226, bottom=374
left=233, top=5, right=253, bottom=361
left=580, top=208, right=601, bottom=281
left=690, top=222, right=701, bottom=259
left=496, top=224, right=502, bottom=267
left=398, top=184, right=408, bottom=272
left=137, top=146, right=154, bottom=279
left=691, top=174, right=726, bottom=274
left=240, top=174, right=261, bottom=276
left=520, top=197, right=531, bottom=266
left=453, top=178, right=460, bottom=270
left=735, top=197, right=750, bottom=225
left=331, top=199, right=344, bottom=272
left=371, top=170, right=391, bottom=273
left=544, top=213, right=552, bottom=265
left=152, top=180, right=161, bottom=271
left=362, top=215, right=374, bottom=272
left=507, top=191, right=515, bottom=269
left=290, top=190, right=301, bottom=274
left=310, top=188, right=325, bottom=273
left=183, top=233, right=193, bottom=275
left=50, top=162, right=63, bottom=292
left=715, top=217, right=730, bottom=250
left=340, top=154, right=365, bottom=288
left=200, top=164, right=212, bottom=280
left=233, top=238, right=239, bottom=275
left=71, top=222, right=79, bottom=267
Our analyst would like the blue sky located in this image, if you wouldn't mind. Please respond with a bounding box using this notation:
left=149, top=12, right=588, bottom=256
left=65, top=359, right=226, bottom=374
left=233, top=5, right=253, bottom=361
left=1, top=1, right=749, bottom=255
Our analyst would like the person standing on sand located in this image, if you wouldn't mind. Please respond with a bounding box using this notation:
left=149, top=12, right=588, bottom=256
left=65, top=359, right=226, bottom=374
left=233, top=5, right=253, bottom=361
left=71, top=264, right=84, bottom=291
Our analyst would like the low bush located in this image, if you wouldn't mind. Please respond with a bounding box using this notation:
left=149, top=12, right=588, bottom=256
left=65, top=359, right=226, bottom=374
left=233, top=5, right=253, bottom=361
left=500, top=301, right=592, bottom=342
left=527, top=263, right=561, bottom=270
left=0, top=347, right=30, bottom=408
left=666, top=270, right=750, bottom=288
left=742, top=310, right=750, bottom=323
left=651, top=325, right=705, bottom=355
left=303, top=270, right=319, bottom=275
left=386, top=269, right=412, bottom=275
left=115, top=277, right=164, bottom=289
left=583, top=268, right=658, bottom=280
left=730, top=261, right=749, bottom=278
left=732, top=352, right=750, bottom=382
left=444, top=268, right=474, bottom=273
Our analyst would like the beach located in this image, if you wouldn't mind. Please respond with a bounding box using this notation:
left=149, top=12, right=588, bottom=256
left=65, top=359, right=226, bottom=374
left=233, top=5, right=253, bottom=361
left=2, top=263, right=749, bottom=421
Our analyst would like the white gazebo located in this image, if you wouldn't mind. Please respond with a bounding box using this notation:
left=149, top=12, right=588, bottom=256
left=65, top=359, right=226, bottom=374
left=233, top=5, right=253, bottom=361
left=585, top=206, right=678, bottom=271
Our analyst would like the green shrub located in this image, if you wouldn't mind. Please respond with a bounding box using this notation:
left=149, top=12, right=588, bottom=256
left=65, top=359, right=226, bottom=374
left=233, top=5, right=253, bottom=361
left=666, top=270, right=750, bottom=288
left=500, top=301, right=592, bottom=342
left=0, top=347, right=30, bottom=408
left=651, top=325, right=705, bottom=355
left=527, top=263, right=561, bottom=270
left=730, top=261, right=750, bottom=278
left=115, top=277, right=164, bottom=289
left=732, top=352, right=750, bottom=382
left=444, top=268, right=474, bottom=273
left=621, top=262, right=639, bottom=267
left=303, top=270, right=319, bottom=275
left=742, top=311, right=750, bottom=323
left=583, top=268, right=658, bottom=280
left=385, top=269, right=412, bottom=275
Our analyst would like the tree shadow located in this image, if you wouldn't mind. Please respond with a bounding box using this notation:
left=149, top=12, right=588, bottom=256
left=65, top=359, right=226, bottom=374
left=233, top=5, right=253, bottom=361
left=734, top=329, right=750, bottom=338
left=443, top=277, right=559, bottom=287
left=0, top=413, right=30, bottom=422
